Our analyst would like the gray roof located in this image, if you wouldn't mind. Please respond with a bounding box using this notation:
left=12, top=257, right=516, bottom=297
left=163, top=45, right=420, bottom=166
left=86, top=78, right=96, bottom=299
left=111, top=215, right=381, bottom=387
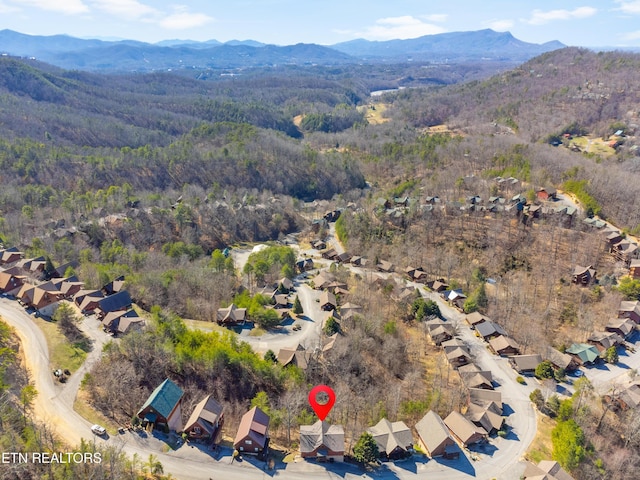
left=414, top=411, right=454, bottom=456
left=476, top=321, right=507, bottom=339
left=367, top=418, right=413, bottom=455
left=300, top=420, right=344, bottom=455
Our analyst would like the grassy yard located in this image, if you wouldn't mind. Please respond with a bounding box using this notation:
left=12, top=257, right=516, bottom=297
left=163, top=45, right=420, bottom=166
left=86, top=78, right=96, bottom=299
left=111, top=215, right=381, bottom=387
left=358, top=103, right=390, bottom=125
left=32, top=316, right=89, bottom=373
left=526, top=413, right=557, bottom=464
left=74, top=389, right=119, bottom=434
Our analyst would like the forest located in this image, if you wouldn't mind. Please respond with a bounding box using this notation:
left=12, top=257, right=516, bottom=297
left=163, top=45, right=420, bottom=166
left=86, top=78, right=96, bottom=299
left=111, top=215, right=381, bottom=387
left=2, top=47, right=640, bottom=479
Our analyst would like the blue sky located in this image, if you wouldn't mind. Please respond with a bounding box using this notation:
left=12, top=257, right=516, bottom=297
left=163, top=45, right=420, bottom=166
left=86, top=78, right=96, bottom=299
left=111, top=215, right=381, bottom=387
left=0, top=0, right=639, bottom=47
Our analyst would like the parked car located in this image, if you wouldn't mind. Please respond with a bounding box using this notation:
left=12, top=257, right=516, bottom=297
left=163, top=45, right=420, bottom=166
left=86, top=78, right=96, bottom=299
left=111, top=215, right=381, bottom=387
left=91, top=424, right=106, bottom=436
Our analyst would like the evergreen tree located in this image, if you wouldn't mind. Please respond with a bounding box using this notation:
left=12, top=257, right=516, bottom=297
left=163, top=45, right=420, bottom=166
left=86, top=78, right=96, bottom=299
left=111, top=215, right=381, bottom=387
left=353, top=432, right=379, bottom=464
left=293, top=296, right=303, bottom=315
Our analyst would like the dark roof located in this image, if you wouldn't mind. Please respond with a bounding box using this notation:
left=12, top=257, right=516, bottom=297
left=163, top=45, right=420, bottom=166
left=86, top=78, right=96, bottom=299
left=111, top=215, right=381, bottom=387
left=138, top=378, right=183, bottom=420
left=183, top=395, right=224, bottom=435
left=98, top=290, right=132, bottom=313
left=476, top=321, right=507, bottom=339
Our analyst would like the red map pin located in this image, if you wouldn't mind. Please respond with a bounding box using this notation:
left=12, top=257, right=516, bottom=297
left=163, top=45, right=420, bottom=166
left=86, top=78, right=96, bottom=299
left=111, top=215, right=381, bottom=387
left=308, top=385, right=336, bottom=421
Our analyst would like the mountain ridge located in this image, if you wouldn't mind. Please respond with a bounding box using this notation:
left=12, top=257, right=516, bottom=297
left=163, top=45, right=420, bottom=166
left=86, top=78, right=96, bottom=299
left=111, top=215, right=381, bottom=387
left=0, top=28, right=564, bottom=72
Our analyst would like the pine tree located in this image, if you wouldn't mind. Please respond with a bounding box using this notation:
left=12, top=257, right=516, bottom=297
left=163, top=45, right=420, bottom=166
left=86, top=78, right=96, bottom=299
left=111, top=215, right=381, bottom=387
left=353, top=432, right=379, bottom=464
left=293, top=295, right=303, bottom=315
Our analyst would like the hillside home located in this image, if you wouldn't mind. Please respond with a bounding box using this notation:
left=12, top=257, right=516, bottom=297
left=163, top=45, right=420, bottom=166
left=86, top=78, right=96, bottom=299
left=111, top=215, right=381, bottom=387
left=376, top=260, right=395, bottom=273
left=0, top=267, right=26, bottom=295
left=587, top=331, right=623, bottom=352
left=300, top=420, right=344, bottom=462
left=605, top=317, right=636, bottom=340
left=234, top=406, right=270, bottom=455
left=415, top=411, right=458, bottom=459
left=137, top=378, right=184, bottom=432
left=216, top=303, right=247, bottom=326
left=460, top=370, right=493, bottom=390
left=102, top=309, right=143, bottom=335
left=367, top=418, right=413, bottom=460
left=475, top=321, right=507, bottom=341
left=446, top=347, right=472, bottom=368
left=319, top=291, right=337, bottom=311
left=444, top=411, right=487, bottom=447
left=566, top=343, right=600, bottom=366
left=572, top=265, right=596, bottom=285
left=277, top=345, right=311, bottom=370
left=183, top=395, right=224, bottom=443
left=618, top=300, right=640, bottom=323
left=0, top=247, right=22, bottom=265
left=466, top=403, right=503, bottom=434
left=611, top=239, right=639, bottom=264
left=522, top=460, right=574, bottom=480
left=466, top=311, right=489, bottom=328
left=545, top=347, right=578, bottom=372
left=489, top=335, right=520, bottom=356
left=510, top=354, right=543, bottom=373
left=96, top=290, right=132, bottom=319
left=102, top=275, right=125, bottom=295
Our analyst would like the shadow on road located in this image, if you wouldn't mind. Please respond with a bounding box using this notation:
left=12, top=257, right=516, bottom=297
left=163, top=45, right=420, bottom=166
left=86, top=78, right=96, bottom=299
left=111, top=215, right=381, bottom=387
left=433, top=448, right=475, bottom=476
left=392, top=454, right=429, bottom=474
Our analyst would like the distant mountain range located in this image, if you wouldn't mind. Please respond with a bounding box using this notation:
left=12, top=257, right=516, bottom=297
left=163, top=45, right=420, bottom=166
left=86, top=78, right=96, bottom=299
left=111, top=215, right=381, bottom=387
left=0, top=29, right=565, bottom=72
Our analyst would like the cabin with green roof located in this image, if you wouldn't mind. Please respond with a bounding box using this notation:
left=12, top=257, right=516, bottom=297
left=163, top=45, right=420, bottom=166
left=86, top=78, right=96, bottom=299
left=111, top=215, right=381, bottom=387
left=137, top=378, right=184, bottom=432
left=566, top=343, right=600, bottom=366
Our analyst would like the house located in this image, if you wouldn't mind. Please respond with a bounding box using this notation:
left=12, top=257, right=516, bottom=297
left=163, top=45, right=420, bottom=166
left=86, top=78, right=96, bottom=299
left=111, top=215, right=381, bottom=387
left=608, top=382, right=640, bottom=410
left=18, top=281, right=63, bottom=316
left=489, top=335, right=520, bottom=356
left=475, top=321, right=507, bottom=341
left=630, top=259, right=640, bottom=279
left=137, top=378, right=184, bottom=432
left=572, top=265, right=596, bottom=286
left=300, top=420, right=344, bottom=462
left=442, top=289, right=467, bottom=309
left=96, top=290, right=132, bottom=319
left=75, top=289, right=105, bottom=313
left=415, top=411, right=458, bottom=459
left=319, top=291, right=337, bottom=311
left=312, top=271, right=335, bottom=290
left=325, top=281, right=348, bottom=295
left=446, top=347, right=472, bottom=368
left=428, top=279, right=449, bottom=292
left=59, top=280, right=84, bottom=299
left=321, top=248, right=338, bottom=260
left=0, top=247, right=22, bottom=265
left=468, top=388, right=502, bottom=410
left=460, top=370, right=493, bottom=390
left=466, top=311, right=489, bottom=328
left=234, top=406, right=270, bottom=455
left=367, top=418, right=413, bottom=460
left=102, top=309, right=143, bottom=335
left=587, top=331, right=623, bottom=352
left=618, top=300, right=640, bottom=324
left=277, top=345, right=311, bottom=370
left=510, top=354, right=543, bottom=373
left=536, top=187, right=557, bottom=201
left=376, top=260, right=395, bottom=273
left=272, top=293, right=290, bottom=309
left=605, top=317, right=636, bottom=340
left=216, top=303, right=247, bottom=326
left=102, top=275, right=125, bottom=296
left=350, top=256, right=368, bottom=267
left=182, top=395, right=224, bottom=443
left=0, top=267, right=26, bottom=295
left=276, top=277, right=294, bottom=292
left=566, top=343, right=600, bottom=366
left=310, top=239, right=326, bottom=250
left=335, top=252, right=352, bottom=264
left=466, top=403, right=503, bottom=434
left=611, top=239, right=640, bottom=264
left=523, top=460, right=574, bottom=480
left=444, top=411, right=487, bottom=447
left=339, top=302, right=362, bottom=321
left=296, top=258, right=314, bottom=272
left=430, top=324, right=455, bottom=345
left=545, top=347, right=578, bottom=372
left=442, top=338, right=468, bottom=354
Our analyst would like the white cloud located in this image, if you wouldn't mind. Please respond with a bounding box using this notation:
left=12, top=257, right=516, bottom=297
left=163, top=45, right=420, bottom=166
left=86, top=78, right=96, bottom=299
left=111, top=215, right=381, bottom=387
left=89, top=0, right=157, bottom=20
left=0, top=1, right=20, bottom=13
left=421, top=14, right=448, bottom=23
left=354, top=15, right=447, bottom=41
left=159, top=11, right=213, bottom=30
left=487, top=19, right=514, bottom=31
left=12, top=0, right=88, bottom=14
left=615, top=1, right=640, bottom=14
left=526, top=7, right=597, bottom=25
